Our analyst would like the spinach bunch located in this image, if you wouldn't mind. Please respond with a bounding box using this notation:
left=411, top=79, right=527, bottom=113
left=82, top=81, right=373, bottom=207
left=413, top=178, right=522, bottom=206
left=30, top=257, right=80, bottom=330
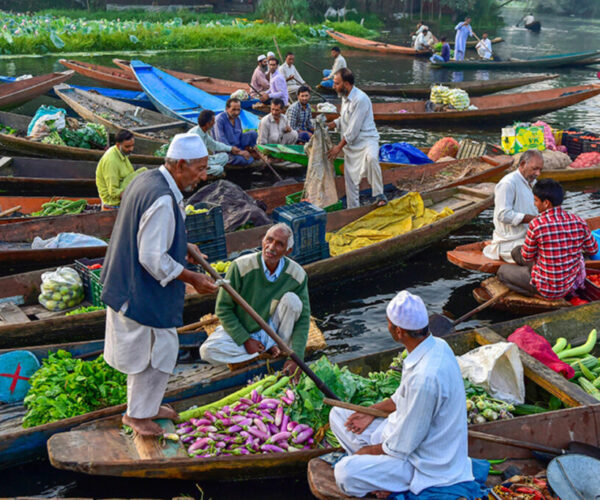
left=23, top=350, right=126, bottom=428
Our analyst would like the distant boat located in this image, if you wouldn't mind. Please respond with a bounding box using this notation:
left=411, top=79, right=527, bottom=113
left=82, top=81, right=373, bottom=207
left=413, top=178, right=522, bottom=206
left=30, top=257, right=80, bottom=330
left=327, top=30, right=432, bottom=56
left=128, top=60, right=260, bottom=131
left=525, top=20, right=542, bottom=32
left=0, top=71, right=74, bottom=110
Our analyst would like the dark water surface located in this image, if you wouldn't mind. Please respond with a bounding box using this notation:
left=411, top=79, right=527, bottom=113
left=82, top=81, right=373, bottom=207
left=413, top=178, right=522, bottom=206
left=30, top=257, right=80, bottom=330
left=2, top=7, right=600, bottom=498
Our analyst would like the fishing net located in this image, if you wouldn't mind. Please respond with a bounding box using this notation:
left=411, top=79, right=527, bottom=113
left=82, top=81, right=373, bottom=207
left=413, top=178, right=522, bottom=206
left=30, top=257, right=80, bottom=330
left=302, top=114, right=339, bottom=209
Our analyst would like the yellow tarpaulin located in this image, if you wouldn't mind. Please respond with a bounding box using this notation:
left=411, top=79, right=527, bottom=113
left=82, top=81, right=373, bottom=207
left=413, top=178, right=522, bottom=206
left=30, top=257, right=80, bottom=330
left=327, top=192, right=454, bottom=257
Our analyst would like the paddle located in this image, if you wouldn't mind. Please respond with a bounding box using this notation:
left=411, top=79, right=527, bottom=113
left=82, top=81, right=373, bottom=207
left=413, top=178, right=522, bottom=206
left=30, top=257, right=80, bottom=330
left=323, top=399, right=600, bottom=459
left=273, top=36, right=284, bottom=63
left=428, top=288, right=510, bottom=337
left=0, top=205, right=21, bottom=218
left=256, top=148, right=284, bottom=182
left=190, top=250, right=339, bottom=400
left=302, top=60, right=323, bottom=74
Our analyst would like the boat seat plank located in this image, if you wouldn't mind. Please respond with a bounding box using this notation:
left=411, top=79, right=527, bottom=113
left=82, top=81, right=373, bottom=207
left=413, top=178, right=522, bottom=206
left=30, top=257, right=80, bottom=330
left=130, top=121, right=186, bottom=133
left=429, top=197, right=474, bottom=213
left=133, top=419, right=187, bottom=459
left=0, top=302, right=31, bottom=324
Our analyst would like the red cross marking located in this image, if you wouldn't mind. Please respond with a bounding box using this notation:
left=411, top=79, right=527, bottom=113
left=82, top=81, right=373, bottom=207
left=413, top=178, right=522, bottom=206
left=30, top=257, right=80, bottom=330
left=0, top=363, right=30, bottom=393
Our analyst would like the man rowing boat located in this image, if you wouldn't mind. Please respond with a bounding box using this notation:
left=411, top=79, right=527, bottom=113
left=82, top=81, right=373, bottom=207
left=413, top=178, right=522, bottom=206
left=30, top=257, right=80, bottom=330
left=454, top=17, right=475, bottom=61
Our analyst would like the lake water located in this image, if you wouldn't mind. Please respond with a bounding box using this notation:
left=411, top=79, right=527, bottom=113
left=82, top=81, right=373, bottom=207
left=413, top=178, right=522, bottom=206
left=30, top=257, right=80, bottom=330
left=2, top=7, right=600, bottom=497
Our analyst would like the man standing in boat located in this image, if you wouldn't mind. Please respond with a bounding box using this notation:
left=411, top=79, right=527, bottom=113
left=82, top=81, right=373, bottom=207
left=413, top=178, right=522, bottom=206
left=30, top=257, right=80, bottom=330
left=101, top=134, right=218, bottom=436
left=326, top=68, right=386, bottom=208
left=214, top=98, right=258, bottom=166
left=200, top=224, right=310, bottom=376
left=454, top=17, right=475, bottom=61
left=321, top=46, right=347, bottom=89
left=483, top=150, right=543, bottom=263
left=95, top=129, right=146, bottom=210
left=329, top=291, right=474, bottom=497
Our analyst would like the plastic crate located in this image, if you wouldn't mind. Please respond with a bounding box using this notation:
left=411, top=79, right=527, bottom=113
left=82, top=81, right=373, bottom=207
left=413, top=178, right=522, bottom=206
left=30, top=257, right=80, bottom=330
left=74, top=257, right=104, bottom=302
left=185, top=202, right=225, bottom=244
left=583, top=268, right=600, bottom=301
left=285, top=191, right=343, bottom=213
left=89, top=271, right=106, bottom=308
left=294, top=242, right=330, bottom=265
left=197, top=237, right=228, bottom=263
left=272, top=202, right=327, bottom=260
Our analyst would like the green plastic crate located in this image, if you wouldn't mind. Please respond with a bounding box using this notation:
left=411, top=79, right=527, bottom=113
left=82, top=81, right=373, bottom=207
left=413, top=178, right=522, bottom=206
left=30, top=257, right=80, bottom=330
left=284, top=191, right=343, bottom=213
left=89, top=270, right=106, bottom=308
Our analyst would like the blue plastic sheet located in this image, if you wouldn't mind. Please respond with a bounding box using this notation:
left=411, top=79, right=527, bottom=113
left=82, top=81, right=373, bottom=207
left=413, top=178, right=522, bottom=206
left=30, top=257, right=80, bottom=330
left=379, top=142, right=434, bottom=165
left=591, top=229, right=600, bottom=260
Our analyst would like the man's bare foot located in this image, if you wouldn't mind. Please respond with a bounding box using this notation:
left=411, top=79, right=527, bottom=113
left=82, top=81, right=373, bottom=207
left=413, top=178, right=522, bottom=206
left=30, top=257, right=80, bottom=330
left=123, top=414, right=163, bottom=436
left=372, top=491, right=391, bottom=499
left=267, top=345, right=281, bottom=357
left=155, top=404, right=178, bottom=421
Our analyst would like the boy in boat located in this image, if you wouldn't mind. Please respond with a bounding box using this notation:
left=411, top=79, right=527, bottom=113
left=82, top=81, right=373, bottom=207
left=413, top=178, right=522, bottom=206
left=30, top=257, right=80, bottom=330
left=214, top=98, right=258, bottom=167
left=286, top=85, right=315, bottom=142
left=321, top=46, right=347, bottom=89
left=498, top=178, right=598, bottom=299
left=95, top=129, right=146, bottom=210
left=484, top=149, right=543, bottom=263
left=258, top=98, right=307, bottom=146
left=200, top=224, right=310, bottom=376
left=329, top=291, right=473, bottom=498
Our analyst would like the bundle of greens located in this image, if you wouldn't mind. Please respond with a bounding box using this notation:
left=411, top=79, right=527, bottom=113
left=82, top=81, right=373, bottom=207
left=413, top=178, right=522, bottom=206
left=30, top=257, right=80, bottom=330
left=0, top=123, right=17, bottom=135
left=23, top=350, right=126, bottom=428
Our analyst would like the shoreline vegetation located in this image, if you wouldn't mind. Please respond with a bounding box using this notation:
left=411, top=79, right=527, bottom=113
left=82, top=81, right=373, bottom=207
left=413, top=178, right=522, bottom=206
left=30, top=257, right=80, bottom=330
left=0, top=10, right=376, bottom=56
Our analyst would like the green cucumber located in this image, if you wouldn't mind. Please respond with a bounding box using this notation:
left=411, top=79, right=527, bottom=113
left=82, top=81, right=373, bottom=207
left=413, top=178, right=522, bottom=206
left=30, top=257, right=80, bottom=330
left=552, top=337, right=567, bottom=353
left=512, top=404, right=548, bottom=415
left=578, top=377, right=600, bottom=400
left=558, top=329, right=597, bottom=360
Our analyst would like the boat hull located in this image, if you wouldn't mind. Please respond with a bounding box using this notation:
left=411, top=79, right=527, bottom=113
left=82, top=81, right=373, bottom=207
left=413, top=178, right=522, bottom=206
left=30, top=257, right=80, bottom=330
left=327, top=30, right=431, bottom=56
left=0, top=71, right=74, bottom=110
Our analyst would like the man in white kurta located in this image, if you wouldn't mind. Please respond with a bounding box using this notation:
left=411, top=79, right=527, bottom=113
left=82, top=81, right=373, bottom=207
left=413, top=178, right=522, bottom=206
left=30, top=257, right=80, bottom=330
left=321, top=46, right=347, bottom=89
left=102, top=134, right=218, bottom=436
left=280, top=52, right=307, bottom=98
left=257, top=99, right=299, bottom=146
left=483, top=149, right=543, bottom=263
left=327, top=68, right=385, bottom=209
left=476, top=33, right=493, bottom=60
left=454, top=17, right=474, bottom=61
left=329, top=291, right=473, bottom=497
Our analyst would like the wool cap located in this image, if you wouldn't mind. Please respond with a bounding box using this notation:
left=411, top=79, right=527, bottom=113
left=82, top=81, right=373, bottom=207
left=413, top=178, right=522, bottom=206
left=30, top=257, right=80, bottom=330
left=165, top=133, right=208, bottom=161
left=386, top=290, right=429, bottom=330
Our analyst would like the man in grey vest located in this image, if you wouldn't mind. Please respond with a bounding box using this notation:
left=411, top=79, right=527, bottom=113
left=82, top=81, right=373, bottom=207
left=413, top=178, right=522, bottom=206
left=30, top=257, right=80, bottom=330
left=101, top=133, right=218, bottom=436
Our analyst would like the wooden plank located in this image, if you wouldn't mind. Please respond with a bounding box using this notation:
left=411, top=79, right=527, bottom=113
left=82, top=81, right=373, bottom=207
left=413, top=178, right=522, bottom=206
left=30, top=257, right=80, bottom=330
left=0, top=156, right=13, bottom=170
left=130, top=120, right=186, bottom=133
left=475, top=327, right=598, bottom=407
left=0, top=302, right=30, bottom=324
left=133, top=419, right=187, bottom=460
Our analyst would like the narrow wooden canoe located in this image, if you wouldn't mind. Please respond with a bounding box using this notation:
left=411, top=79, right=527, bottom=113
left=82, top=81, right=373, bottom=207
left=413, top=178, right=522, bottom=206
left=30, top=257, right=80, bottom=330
left=318, top=84, right=600, bottom=125
left=53, top=84, right=189, bottom=145
left=0, top=71, right=74, bottom=110
left=326, top=30, right=431, bottom=57
left=307, top=405, right=600, bottom=499
left=0, top=186, right=494, bottom=345
left=431, top=50, right=600, bottom=70
left=46, top=328, right=592, bottom=480
left=59, top=59, right=141, bottom=91
left=488, top=165, right=600, bottom=183
left=113, top=58, right=250, bottom=95
left=129, top=60, right=260, bottom=131
left=525, top=21, right=542, bottom=32
left=0, top=110, right=163, bottom=163
left=315, top=74, right=558, bottom=98
left=446, top=217, right=600, bottom=274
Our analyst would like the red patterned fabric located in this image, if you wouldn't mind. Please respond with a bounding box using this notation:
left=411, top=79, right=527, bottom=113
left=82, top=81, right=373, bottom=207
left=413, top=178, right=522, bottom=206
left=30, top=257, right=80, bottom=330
left=522, top=206, right=598, bottom=299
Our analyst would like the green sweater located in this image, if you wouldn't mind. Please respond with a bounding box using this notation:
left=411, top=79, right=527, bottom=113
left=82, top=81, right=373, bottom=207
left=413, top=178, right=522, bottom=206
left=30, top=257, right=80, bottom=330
left=215, top=252, right=311, bottom=360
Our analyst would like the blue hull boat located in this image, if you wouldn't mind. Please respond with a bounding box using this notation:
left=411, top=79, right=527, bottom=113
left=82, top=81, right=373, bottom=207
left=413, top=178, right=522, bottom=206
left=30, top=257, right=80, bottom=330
left=129, top=60, right=260, bottom=130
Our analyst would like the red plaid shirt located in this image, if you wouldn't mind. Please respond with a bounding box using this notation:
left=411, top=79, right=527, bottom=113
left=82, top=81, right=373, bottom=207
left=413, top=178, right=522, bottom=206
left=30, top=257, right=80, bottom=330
left=522, top=207, right=598, bottom=299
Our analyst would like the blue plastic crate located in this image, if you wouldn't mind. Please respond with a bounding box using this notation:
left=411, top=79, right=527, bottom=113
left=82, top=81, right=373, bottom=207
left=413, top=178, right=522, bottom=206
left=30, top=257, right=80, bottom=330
left=294, top=242, right=330, bottom=265
left=271, top=202, right=327, bottom=260
left=185, top=202, right=225, bottom=244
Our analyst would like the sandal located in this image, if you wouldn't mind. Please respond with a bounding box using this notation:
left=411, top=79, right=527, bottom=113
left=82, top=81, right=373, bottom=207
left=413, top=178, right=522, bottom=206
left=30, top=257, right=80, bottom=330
left=374, top=194, right=388, bottom=207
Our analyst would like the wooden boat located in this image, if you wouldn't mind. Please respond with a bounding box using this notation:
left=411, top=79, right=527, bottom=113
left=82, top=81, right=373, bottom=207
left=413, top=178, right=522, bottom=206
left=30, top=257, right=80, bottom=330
left=446, top=216, right=600, bottom=274
left=0, top=71, right=74, bottom=110
left=307, top=406, right=600, bottom=499
left=525, top=20, right=542, bottom=32
left=113, top=58, right=250, bottom=95
left=59, top=59, right=141, bottom=91
left=53, top=84, right=188, bottom=145
left=48, top=84, right=157, bottom=110
left=0, top=195, right=100, bottom=218
left=430, top=50, right=600, bottom=70
left=46, top=326, right=594, bottom=480
left=326, top=30, right=431, bottom=57
left=318, top=85, right=600, bottom=126
left=488, top=165, right=600, bottom=183
left=315, top=74, right=558, bottom=98
left=448, top=36, right=504, bottom=49
left=129, top=60, right=260, bottom=131
left=0, top=110, right=163, bottom=163
left=0, top=186, right=494, bottom=344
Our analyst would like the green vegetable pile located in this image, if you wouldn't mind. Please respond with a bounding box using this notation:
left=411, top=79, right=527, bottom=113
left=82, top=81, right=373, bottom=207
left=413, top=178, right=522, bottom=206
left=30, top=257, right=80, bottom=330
left=65, top=305, right=105, bottom=316
left=154, top=141, right=170, bottom=157
left=464, top=380, right=515, bottom=424
left=41, top=123, right=108, bottom=150
left=0, top=122, right=17, bottom=135
left=553, top=329, right=600, bottom=400
left=31, top=198, right=87, bottom=217
left=23, top=350, right=126, bottom=428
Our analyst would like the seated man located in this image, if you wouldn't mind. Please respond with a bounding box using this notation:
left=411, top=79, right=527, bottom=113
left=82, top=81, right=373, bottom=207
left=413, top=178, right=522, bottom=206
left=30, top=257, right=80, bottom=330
left=280, top=52, right=307, bottom=99
left=414, top=27, right=434, bottom=51
left=200, top=224, right=310, bottom=375
left=96, top=129, right=146, bottom=210
left=483, top=149, right=543, bottom=263
left=188, top=110, right=251, bottom=176
left=213, top=98, right=258, bottom=166
left=329, top=291, right=473, bottom=498
left=498, top=179, right=598, bottom=299
left=258, top=98, right=306, bottom=146
left=250, top=54, right=270, bottom=98
left=286, top=86, right=314, bottom=143
left=259, top=58, right=289, bottom=106
left=429, top=36, right=451, bottom=64
left=476, top=32, right=493, bottom=60
left=321, top=46, right=347, bottom=89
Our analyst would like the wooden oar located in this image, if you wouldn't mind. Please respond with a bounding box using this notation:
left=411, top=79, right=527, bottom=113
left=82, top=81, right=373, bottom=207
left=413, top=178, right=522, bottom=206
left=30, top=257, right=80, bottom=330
left=323, top=399, right=600, bottom=457
left=291, top=76, right=326, bottom=103
left=273, top=36, right=284, bottom=63
left=0, top=205, right=21, bottom=218
left=303, top=60, right=323, bottom=73
left=256, top=148, right=284, bottom=182
left=192, top=251, right=339, bottom=399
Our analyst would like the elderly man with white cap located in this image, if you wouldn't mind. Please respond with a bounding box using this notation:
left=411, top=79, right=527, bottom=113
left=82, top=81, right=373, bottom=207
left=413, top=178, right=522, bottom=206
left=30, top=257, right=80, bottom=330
left=101, top=133, right=219, bottom=436
left=328, top=291, right=473, bottom=498
left=250, top=54, right=270, bottom=98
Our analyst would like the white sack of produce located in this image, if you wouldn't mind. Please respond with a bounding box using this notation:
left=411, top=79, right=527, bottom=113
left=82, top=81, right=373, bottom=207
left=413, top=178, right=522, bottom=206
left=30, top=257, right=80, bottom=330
left=38, top=267, right=84, bottom=312
left=457, top=342, right=525, bottom=404
left=32, top=232, right=108, bottom=249
left=513, top=149, right=571, bottom=170
left=448, top=89, right=470, bottom=111
left=430, top=85, right=451, bottom=104
left=316, top=102, right=337, bottom=113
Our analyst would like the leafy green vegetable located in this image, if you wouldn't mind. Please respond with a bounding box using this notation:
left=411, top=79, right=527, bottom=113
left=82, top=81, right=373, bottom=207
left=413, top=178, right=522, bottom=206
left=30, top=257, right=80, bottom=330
left=65, top=305, right=106, bottom=316
left=23, top=350, right=126, bottom=428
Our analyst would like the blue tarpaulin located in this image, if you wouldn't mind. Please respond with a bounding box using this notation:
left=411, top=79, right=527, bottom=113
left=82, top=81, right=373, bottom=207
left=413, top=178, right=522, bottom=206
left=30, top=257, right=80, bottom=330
left=379, top=142, right=434, bottom=165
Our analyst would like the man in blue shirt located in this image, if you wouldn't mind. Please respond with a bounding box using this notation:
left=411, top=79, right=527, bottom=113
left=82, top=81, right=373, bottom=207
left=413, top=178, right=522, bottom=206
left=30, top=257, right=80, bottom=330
left=214, top=98, right=258, bottom=166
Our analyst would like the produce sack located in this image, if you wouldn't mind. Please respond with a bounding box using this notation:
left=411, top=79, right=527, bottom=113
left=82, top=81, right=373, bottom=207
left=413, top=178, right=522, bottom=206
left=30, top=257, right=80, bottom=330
left=430, top=85, right=451, bottom=105
left=38, top=267, right=85, bottom=312
left=379, top=142, right=433, bottom=165
left=457, top=342, right=525, bottom=404
left=513, top=149, right=571, bottom=170
left=427, top=137, right=459, bottom=161
left=448, top=88, right=470, bottom=111
left=27, top=105, right=66, bottom=139
left=501, top=124, right=545, bottom=155
left=508, top=326, right=575, bottom=379
left=32, top=232, right=108, bottom=249
left=569, top=152, right=600, bottom=169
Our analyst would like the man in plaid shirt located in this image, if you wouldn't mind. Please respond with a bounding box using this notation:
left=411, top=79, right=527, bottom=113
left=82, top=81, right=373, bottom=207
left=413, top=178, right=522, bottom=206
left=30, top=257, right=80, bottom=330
left=498, top=179, right=598, bottom=299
